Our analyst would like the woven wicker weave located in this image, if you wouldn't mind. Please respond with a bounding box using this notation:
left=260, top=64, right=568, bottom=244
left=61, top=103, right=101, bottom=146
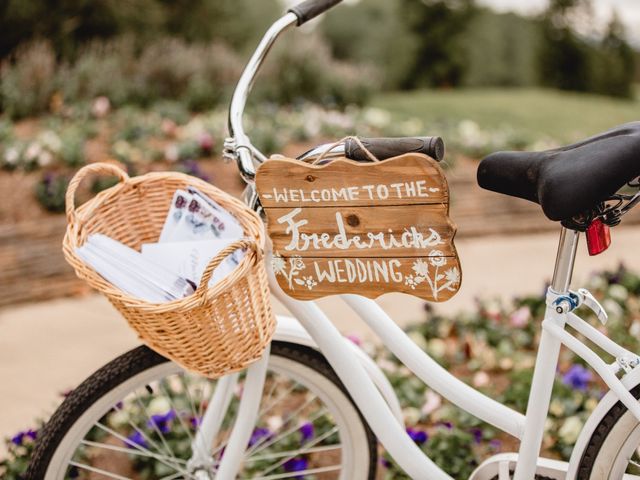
left=63, top=162, right=275, bottom=378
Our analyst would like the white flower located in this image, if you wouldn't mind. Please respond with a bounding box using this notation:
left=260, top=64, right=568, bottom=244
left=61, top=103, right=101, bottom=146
left=427, top=338, right=447, bottom=359
left=558, top=416, right=583, bottom=444
left=608, top=284, right=628, bottom=302
left=444, top=267, right=460, bottom=285
left=164, top=144, right=179, bottom=163
left=91, top=96, right=111, bottom=118
left=24, top=142, right=42, bottom=161
left=266, top=415, right=283, bottom=432
left=603, top=298, right=623, bottom=321
left=39, top=131, right=62, bottom=152
left=412, top=259, right=430, bottom=278
left=37, top=150, right=53, bottom=167
left=148, top=397, right=171, bottom=415
left=271, top=254, right=286, bottom=275
left=429, top=251, right=447, bottom=267
left=403, top=407, right=422, bottom=425
left=421, top=390, right=442, bottom=417
left=472, top=371, right=490, bottom=388
left=302, top=276, right=317, bottom=290
left=108, top=409, right=130, bottom=428
left=549, top=400, right=565, bottom=417
left=4, top=147, right=19, bottom=165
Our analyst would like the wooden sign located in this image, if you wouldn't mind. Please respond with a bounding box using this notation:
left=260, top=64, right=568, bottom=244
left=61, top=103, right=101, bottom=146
left=255, top=154, right=461, bottom=302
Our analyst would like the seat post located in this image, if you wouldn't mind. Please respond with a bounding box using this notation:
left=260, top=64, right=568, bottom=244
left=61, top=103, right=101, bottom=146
left=551, top=227, right=580, bottom=293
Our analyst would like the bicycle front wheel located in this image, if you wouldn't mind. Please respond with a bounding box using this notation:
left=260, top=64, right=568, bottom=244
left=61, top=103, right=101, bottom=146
left=27, top=341, right=377, bottom=479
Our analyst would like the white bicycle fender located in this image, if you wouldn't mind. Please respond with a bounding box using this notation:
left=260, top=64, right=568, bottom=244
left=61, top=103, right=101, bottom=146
left=274, top=314, right=404, bottom=425
left=566, top=365, right=640, bottom=480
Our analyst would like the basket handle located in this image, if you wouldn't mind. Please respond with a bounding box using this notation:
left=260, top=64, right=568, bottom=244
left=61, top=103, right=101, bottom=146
left=66, top=162, right=129, bottom=224
left=196, top=238, right=260, bottom=301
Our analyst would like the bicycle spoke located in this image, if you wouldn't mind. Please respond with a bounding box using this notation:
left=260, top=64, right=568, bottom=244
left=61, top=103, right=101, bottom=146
left=114, top=405, right=171, bottom=460
left=246, top=444, right=341, bottom=462
left=79, top=439, right=187, bottom=464
left=256, top=425, right=340, bottom=477
left=180, top=373, right=203, bottom=425
left=247, top=407, right=329, bottom=457
left=94, top=422, right=189, bottom=476
left=134, top=389, right=175, bottom=458
left=68, top=461, right=133, bottom=480
left=158, top=380, right=196, bottom=444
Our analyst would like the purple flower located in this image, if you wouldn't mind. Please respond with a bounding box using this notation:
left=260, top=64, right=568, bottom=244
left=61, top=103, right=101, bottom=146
left=125, top=430, right=148, bottom=449
left=190, top=416, right=202, bottom=428
left=437, top=421, right=453, bottom=430
left=489, top=439, right=502, bottom=451
left=406, top=427, right=428, bottom=444
left=11, top=429, right=37, bottom=445
left=248, top=427, right=272, bottom=447
left=470, top=428, right=483, bottom=444
left=283, top=457, right=308, bottom=478
left=562, top=364, right=592, bottom=391
left=147, top=410, right=176, bottom=434
left=299, top=422, right=314, bottom=443
left=180, top=160, right=210, bottom=182
left=381, top=457, right=393, bottom=468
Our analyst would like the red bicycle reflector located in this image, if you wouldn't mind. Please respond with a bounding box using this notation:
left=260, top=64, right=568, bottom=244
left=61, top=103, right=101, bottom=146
left=586, top=219, right=611, bottom=256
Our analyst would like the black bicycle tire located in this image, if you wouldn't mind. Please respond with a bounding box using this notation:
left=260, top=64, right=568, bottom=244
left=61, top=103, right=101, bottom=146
left=576, top=382, right=640, bottom=479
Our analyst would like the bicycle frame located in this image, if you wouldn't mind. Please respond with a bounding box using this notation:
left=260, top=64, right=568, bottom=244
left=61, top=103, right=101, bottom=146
left=210, top=10, right=640, bottom=480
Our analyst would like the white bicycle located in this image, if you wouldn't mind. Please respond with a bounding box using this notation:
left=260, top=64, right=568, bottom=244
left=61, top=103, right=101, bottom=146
left=27, top=1, right=640, bottom=479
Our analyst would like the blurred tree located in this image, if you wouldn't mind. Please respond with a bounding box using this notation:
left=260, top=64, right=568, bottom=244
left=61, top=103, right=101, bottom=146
left=0, top=0, right=164, bottom=58
left=158, top=0, right=281, bottom=52
left=0, top=0, right=282, bottom=59
left=399, top=0, right=476, bottom=89
left=592, top=14, right=636, bottom=98
left=463, top=10, right=541, bottom=87
left=538, top=0, right=636, bottom=98
left=320, top=0, right=417, bottom=89
left=538, top=0, right=593, bottom=92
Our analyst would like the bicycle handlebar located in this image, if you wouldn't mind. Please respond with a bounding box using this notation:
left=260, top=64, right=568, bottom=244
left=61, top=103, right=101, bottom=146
left=345, top=137, right=445, bottom=162
left=288, top=0, right=343, bottom=26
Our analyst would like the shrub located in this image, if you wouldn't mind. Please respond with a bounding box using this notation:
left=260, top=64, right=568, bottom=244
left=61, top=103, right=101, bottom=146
left=257, top=34, right=378, bottom=108
left=58, top=37, right=138, bottom=107
left=35, top=172, right=70, bottom=212
left=0, top=41, right=57, bottom=119
left=133, top=38, right=241, bottom=109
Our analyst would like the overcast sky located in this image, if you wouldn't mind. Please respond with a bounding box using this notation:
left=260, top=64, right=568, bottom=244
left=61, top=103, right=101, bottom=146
left=476, top=0, right=640, bottom=45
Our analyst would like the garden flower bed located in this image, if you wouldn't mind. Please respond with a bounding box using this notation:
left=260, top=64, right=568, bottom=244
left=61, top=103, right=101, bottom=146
left=3, top=265, right=639, bottom=479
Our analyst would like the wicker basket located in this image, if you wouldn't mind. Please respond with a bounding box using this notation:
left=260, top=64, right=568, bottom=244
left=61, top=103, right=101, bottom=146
left=63, top=162, right=275, bottom=378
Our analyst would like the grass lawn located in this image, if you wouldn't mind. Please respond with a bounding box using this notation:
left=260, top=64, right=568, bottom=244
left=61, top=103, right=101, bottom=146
left=373, top=87, right=639, bottom=144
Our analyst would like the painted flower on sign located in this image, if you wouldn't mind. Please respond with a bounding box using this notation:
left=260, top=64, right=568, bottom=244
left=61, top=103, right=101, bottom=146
left=429, top=251, right=447, bottom=267
left=271, top=254, right=286, bottom=275
left=444, top=267, right=460, bottom=285
left=412, top=259, right=430, bottom=277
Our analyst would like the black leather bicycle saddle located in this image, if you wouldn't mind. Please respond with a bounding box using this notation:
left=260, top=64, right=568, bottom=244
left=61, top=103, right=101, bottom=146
left=477, top=122, right=640, bottom=222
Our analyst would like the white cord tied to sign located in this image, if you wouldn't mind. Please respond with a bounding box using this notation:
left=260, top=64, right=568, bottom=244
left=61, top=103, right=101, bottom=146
left=313, top=136, right=379, bottom=165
